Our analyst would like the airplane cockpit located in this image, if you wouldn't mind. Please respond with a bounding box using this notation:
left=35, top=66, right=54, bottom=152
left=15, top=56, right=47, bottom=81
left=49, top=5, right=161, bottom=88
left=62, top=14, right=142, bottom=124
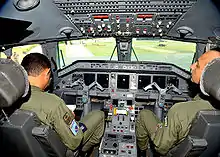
left=0, top=0, right=220, bottom=156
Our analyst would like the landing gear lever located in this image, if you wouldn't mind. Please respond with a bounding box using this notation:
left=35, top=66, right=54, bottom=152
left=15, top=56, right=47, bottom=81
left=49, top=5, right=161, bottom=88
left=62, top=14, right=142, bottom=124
left=144, top=82, right=182, bottom=121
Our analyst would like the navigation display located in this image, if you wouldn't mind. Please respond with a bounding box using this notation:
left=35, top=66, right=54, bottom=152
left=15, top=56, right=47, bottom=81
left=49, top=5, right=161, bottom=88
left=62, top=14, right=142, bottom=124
left=117, top=75, right=129, bottom=89
left=97, top=74, right=109, bottom=88
left=153, top=76, right=166, bottom=88
left=84, top=73, right=95, bottom=86
left=138, top=75, right=151, bottom=89
left=167, top=76, right=179, bottom=87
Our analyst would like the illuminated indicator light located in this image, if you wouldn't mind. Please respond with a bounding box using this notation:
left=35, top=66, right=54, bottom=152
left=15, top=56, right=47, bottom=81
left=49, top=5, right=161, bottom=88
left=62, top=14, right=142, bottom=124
left=113, top=108, right=117, bottom=115
left=126, top=18, right=130, bottom=22
left=110, top=104, right=113, bottom=110
left=93, top=15, right=109, bottom=19
left=116, top=15, right=120, bottom=20
left=129, top=106, right=133, bottom=110
left=137, top=14, right=153, bottom=18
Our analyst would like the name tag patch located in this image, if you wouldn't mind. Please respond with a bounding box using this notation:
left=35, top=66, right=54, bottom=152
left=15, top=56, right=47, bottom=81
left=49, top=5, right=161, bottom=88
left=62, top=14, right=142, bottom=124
left=70, top=120, right=79, bottom=136
left=79, top=122, right=87, bottom=133
left=63, top=112, right=74, bottom=125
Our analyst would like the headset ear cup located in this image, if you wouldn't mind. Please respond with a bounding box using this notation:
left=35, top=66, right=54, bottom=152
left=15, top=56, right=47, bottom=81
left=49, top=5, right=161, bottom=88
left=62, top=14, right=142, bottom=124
left=14, top=0, right=40, bottom=11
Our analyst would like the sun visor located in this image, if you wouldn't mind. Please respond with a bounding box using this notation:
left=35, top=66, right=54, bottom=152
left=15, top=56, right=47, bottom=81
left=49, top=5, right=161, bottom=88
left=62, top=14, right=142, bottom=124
left=200, top=58, right=220, bottom=101
left=0, top=59, right=29, bottom=107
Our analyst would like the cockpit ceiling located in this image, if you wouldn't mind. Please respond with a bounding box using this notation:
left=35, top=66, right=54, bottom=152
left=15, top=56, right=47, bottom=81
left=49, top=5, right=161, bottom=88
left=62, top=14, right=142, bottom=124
left=0, top=0, right=220, bottom=46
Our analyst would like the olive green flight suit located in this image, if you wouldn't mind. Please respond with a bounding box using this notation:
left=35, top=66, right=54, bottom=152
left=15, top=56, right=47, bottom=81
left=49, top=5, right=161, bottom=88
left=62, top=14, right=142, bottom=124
left=20, top=86, right=105, bottom=152
left=135, top=95, right=215, bottom=155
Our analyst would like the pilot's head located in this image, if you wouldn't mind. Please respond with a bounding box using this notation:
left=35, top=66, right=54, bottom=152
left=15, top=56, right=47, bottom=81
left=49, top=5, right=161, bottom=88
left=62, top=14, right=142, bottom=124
left=190, top=50, right=220, bottom=84
left=21, top=53, right=51, bottom=90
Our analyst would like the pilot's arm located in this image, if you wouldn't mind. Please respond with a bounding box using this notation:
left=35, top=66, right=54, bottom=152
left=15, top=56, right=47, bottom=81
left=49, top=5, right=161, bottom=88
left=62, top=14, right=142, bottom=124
left=153, top=106, right=189, bottom=155
left=50, top=98, right=83, bottom=150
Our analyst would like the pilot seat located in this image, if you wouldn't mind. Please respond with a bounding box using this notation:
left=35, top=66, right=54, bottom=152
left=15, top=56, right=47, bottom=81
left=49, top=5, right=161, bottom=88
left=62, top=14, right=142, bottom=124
left=167, top=57, right=220, bottom=157
left=0, top=58, right=77, bottom=157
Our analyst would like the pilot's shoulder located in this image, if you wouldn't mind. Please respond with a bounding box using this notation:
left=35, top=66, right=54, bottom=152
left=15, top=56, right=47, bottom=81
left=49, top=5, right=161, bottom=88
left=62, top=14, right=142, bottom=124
left=41, top=92, right=65, bottom=105
left=170, top=99, right=210, bottom=111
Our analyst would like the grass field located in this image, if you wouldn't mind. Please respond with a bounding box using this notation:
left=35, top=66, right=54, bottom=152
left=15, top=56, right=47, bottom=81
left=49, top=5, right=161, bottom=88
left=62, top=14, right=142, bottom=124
left=83, top=39, right=195, bottom=56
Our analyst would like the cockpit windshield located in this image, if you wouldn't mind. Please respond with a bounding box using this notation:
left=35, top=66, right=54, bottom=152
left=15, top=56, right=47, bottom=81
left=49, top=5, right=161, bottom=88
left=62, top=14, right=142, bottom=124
left=0, top=38, right=195, bottom=71
left=58, top=38, right=196, bottom=70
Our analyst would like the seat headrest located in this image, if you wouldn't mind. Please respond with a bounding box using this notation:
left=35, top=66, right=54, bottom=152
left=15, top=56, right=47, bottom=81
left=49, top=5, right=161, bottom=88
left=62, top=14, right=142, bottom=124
left=0, top=59, right=29, bottom=107
left=200, top=57, right=220, bottom=101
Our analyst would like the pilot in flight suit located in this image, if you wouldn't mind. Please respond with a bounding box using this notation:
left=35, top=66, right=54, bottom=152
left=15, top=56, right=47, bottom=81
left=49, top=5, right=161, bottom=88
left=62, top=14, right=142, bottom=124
left=20, top=53, right=105, bottom=153
left=135, top=50, right=220, bottom=155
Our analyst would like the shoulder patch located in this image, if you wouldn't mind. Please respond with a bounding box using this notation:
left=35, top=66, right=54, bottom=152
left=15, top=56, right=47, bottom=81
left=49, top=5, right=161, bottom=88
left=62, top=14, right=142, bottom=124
left=70, top=120, right=79, bottom=136
left=63, top=112, right=74, bottom=125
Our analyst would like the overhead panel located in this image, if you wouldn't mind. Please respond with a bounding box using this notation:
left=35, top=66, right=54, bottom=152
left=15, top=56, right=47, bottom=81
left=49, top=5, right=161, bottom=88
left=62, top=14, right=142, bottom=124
left=54, top=0, right=197, bottom=38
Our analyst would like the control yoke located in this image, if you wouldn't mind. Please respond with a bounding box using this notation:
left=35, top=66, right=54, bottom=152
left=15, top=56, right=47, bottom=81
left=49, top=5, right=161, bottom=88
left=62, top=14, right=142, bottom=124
left=69, top=79, right=104, bottom=116
left=144, top=82, right=182, bottom=95
left=144, top=82, right=182, bottom=120
left=82, top=81, right=104, bottom=116
left=69, top=78, right=84, bottom=88
left=88, top=81, right=104, bottom=92
left=70, top=79, right=104, bottom=91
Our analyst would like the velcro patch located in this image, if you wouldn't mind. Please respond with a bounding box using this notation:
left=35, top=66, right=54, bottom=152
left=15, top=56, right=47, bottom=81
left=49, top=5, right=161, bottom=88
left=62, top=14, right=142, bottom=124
left=70, top=120, right=79, bottom=136
left=164, top=116, right=168, bottom=127
left=63, top=112, right=74, bottom=125
left=79, top=122, right=87, bottom=133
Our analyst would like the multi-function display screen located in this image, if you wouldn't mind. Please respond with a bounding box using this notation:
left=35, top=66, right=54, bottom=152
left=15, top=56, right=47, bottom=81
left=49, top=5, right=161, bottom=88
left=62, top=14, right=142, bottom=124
left=117, top=75, right=130, bottom=89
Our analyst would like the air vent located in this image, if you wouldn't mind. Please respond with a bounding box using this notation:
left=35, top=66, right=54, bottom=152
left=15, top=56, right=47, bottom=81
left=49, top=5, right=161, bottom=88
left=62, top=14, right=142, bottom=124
left=14, top=0, right=40, bottom=11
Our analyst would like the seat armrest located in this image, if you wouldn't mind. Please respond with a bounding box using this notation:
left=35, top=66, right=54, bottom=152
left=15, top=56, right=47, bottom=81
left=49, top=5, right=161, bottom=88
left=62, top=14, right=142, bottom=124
left=32, top=125, right=67, bottom=157
left=168, top=136, right=207, bottom=157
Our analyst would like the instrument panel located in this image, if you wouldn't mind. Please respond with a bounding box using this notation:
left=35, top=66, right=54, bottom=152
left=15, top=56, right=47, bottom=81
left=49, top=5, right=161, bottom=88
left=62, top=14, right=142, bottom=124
left=55, top=60, right=191, bottom=110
